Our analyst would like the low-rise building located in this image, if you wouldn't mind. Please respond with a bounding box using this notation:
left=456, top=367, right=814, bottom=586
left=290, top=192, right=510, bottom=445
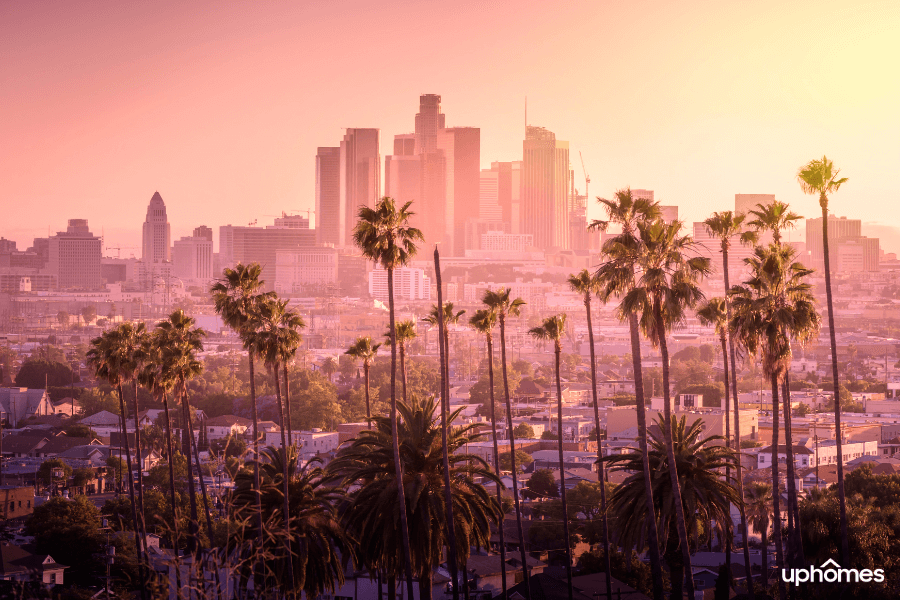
left=0, top=486, right=35, bottom=521
left=204, top=415, right=251, bottom=441
left=0, top=544, right=67, bottom=585
left=757, top=439, right=877, bottom=469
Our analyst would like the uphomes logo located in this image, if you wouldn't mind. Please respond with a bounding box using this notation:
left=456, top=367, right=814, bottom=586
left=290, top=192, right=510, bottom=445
left=782, top=559, right=885, bottom=584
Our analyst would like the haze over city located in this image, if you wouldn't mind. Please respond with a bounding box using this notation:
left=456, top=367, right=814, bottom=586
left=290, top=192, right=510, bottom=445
left=2, top=0, right=899, bottom=252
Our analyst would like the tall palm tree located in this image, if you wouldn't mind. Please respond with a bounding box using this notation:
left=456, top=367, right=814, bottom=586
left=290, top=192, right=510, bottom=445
left=590, top=187, right=666, bottom=600
left=86, top=329, right=149, bottom=600
left=606, top=218, right=710, bottom=599
left=744, top=482, right=774, bottom=587
left=702, top=211, right=755, bottom=598
left=384, top=319, right=417, bottom=402
left=481, top=288, right=531, bottom=595
left=602, top=416, right=740, bottom=600
left=529, top=313, right=574, bottom=600
left=231, top=448, right=352, bottom=598
left=252, top=297, right=302, bottom=594
left=730, top=244, right=820, bottom=600
left=567, top=269, right=612, bottom=600
left=797, top=155, right=850, bottom=564
left=345, top=336, right=381, bottom=428
left=469, top=308, right=507, bottom=596
left=353, top=196, right=424, bottom=600
left=274, top=305, right=305, bottom=447
left=328, top=395, right=501, bottom=600
left=211, top=263, right=275, bottom=545
left=423, top=286, right=466, bottom=600
left=138, top=333, right=183, bottom=600
left=746, top=200, right=801, bottom=246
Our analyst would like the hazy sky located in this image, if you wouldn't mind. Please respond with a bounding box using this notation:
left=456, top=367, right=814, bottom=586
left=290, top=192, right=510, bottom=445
left=2, top=0, right=898, bottom=254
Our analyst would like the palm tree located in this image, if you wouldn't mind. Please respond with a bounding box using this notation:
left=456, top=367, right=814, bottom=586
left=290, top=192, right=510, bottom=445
left=345, top=337, right=381, bottom=428
left=322, top=356, right=338, bottom=383
left=529, top=313, right=574, bottom=600
left=746, top=200, right=801, bottom=246
left=745, top=482, right=774, bottom=587
left=481, top=288, right=531, bottom=595
left=353, top=196, right=424, bottom=599
left=797, top=155, right=850, bottom=564
left=423, top=289, right=466, bottom=600
left=86, top=329, right=149, bottom=600
left=730, top=244, right=820, bottom=600
left=567, top=269, right=612, bottom=600
left=251, top=297, right=302, bottom=593
left=590, top=187, right=666, bottom=600
left=384, top=319, right=417, bottom=402
left=274, top=305, right=305, bottom=447
left=702, top=211, right=755, bottom=598
left=469, top=308, right=508, bottom=596
left=211, top=263, right=275, bottom=545
left=605, top=218, right=710, bottom=599
left=231, top=447, right=352, bottom=598
left=602, top=416, right=740, bottom=600
left=328, top=395, right=501, bottom=600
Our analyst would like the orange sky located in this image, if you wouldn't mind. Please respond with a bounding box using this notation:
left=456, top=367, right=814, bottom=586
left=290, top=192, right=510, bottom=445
left=2, top=0, right=898, bottom=254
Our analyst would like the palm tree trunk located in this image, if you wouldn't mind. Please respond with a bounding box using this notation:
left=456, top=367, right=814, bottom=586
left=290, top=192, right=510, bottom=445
left=485, top=332, right=507, bottom=596
left=364, top=363, right=372, bottom=429
left=627, top=312, right=665, bottom=600
left=130, top=380, right=151, bottom=574
left=821, top=203, right=850, bottom=564
left=180, top=386, right=200, bottom=558
left=719, top=333, right=733, bottom=589
left=554, top=344, right=574, bottom=600
left=400, top=344, right=408, bottom=404
left=117, top=383, right=148, bottom=600
left=770, top=375, right=787, bottom=600
left=272, top=363, right=297, bottom=596
left=283, top=364, right=294, bottom=451
left=585, top=295, right=612, bottom=600
left=760, top=519, right=768, bottom=588
left=248, top=354, right=264, bottom=551
left=387, top=267, right=416, bottom=600
left=419, top=570, right=433, bottom=600
left=186, top=404, right=225, bottom=600
left=781, top=377, right=804, bottom=569
left=162, top=392, right=184, bottom=600
left=723, top=244, right=755, bottom=600
left=654, top=304, right=695, bottom=600
left=498, top=314, right=531, bottom=597
left=434, top=247, right=461, bottom=600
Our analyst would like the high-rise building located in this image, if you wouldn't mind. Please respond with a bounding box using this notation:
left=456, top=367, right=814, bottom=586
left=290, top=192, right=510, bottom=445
left=480, top=161, right=522, bottom=231
left=522, top=126, right=570, bottom=250
left=693, top=221, right=755, bottom=284
left=193, top=225, right=213, bottom=242
left=414, top=94, right=445, bottom=154
left=48, top=219, right=102, bottom=290
left=173, top=234, right=213, bottom=283
left=219, top=216, right=316, bottom=290
left=805, top=215, right=878, bottom=271
left=660, top=205, right=679, bottom=223
left=735, top=193, right=775, bottom=215
left=142, top=191, right=171, bottom=263
left=632, top=189, right=654, bottom=202
left=315, top=147, right=341, bottom=247
left=339, top=128, right=380, bottom=248
left=437, top=126, right=480, bottom=255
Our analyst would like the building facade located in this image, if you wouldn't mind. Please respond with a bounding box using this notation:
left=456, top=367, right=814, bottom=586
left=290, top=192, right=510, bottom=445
left=142, top=192, right=171, bottom=264
left=315, top=146, right=341, bottom=247
left=340, top=128, right=381, bottom=248
left=522, top=126, right=570, bottom=251
left=47, top=220, right=102, bottom=291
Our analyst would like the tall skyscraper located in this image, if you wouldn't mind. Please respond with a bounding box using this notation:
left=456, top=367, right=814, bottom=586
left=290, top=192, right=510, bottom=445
left=142, top=191, right=171, bottom=263
left=339, top=128, right=380, bottom=248
left=315, top=147, right=341, bottom=247
left=193, top=225, right=213, bottom=242
left=735, top=193, right=775, bottom=215
left=414, top=94, right=445, bottom=154
left=806, top=215, right=878, bottom=271
left=437, top=126, right=480, bottom=255
left=173, top=234, right=213, bottom=283
left=48, top=219, right=102, bottom=290
left=522, top=126, right=570, bottom=250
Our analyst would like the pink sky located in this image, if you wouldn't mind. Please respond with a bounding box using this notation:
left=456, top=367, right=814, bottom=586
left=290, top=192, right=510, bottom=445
left=2, top=0, right=898, bottom=254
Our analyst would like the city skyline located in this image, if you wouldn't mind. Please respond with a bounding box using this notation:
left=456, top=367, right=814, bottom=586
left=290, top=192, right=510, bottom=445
left=2, top=1, right=898, bottom=253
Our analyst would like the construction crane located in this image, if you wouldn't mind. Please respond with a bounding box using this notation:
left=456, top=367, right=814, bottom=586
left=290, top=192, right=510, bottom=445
left=579, top=151, right=590, bottom=202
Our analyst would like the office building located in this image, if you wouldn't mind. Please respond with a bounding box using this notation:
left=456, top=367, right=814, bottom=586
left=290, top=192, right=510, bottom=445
left=414, top=94, right=445, bottom=154
left=142, top=192, right=171, bottom=263
left=735, top=193, right=775, bottom=215
left=480, top=161, right=523, bottom=232
left=522, top=126, right=570, bottom=250
left=660, top=205, right=678, bottom=223
left=480, top=232, right=534, bottom=252
left=693, top=221, right=755, bottom=284
left=368, top=266, right=431, bottom=301
left=804, top=214, right=876, bottom=272
left=315, top=146, right=341, bottom=247
left=437, top=126, right=480, bottom=255
left=339, top=128, right=380, bottom=248
left=219, top=216, right=316, bottom=290
left=274, top=247, right=339, bottom=294
left=173, top=234, right=213, bottom=283
left=47, top=219, right=102, bottom=290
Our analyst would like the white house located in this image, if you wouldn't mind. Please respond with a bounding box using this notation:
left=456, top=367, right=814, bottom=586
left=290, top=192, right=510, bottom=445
left=757, top=439, right=878, bottom=469
left=204, top=415, right=251, bottom=441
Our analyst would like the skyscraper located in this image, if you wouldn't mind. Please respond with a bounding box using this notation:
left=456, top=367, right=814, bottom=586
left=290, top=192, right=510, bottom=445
left=48, top=219, right=102, bottom=290
left=142, top=191, right=171, bottom=263
left=437, top=126, right=480, bottom=255
left=315, top=147, right=341, bottom=247
left=735, top=193, right=775, bottom=215
left=414, top=94, right=445, bottom=154
left=523, top=126, right=570, bottom=250
left=339, top=128, right=380, bottom=247
left=219, top=215, right=316, bottom=291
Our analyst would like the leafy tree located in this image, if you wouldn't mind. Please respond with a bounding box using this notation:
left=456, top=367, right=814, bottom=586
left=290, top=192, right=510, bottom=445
left=57, top=310, right=70, bottom=328
left=469, top=368, right=521, bottom=414
left=499, top=450, right=533, bottom=472
left=677, top=383, right=725, bottom=407
left=699, top=344, right=715, bottom=364
left=37, top=458, right=72, bottom=486
left=670, top=358, right=714, bottom=388
left=524, top=468, right=558, bottom=499
left=793, top=403, right=811, bottom=417
left=64, top=423, right=98, bottom=438
left=14, top=358, right=79, bottom=388
left=209, top=433, right=247, bottom=458
left=72, top=467, right=95, bottom=487
left=577, top=548, right=667, bottom=597
left=513, top=422, right=535, bottom=439
left=78, top=387, right=120, bottom=416
left=81, top=305, right=97, bottom=324
left=540, top=430, right=558, bottom=440
left=671, top=346, right=701, bottom=362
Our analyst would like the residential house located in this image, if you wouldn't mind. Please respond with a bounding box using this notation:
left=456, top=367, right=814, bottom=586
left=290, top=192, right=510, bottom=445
left=205, top=415, right=251, bottom=441
left=0, top=388, right=53, bottom=426
left=0, top=544, right=67, bottom=585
